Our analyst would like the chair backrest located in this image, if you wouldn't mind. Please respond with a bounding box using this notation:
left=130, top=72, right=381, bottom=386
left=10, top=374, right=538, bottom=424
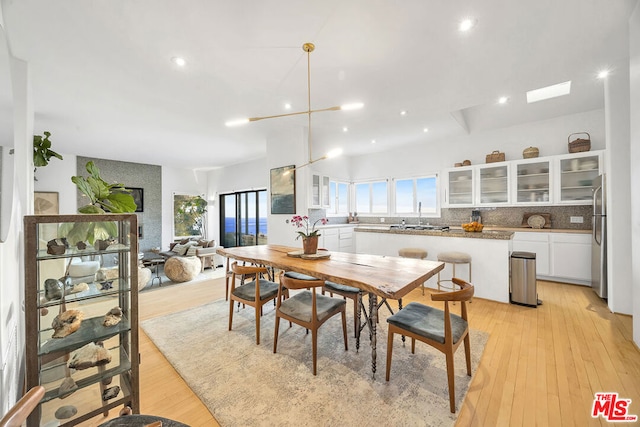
left=0, top=386, right=45, bottom=427
left=431, top=277, right=474, bottom=303
left=230, top=262, right=267, bottom=278
left=279, top=272, right=324, bottom=290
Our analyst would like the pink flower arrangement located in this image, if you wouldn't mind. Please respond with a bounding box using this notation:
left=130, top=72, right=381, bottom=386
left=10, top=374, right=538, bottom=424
left=291, top=215, right=328, bottom=240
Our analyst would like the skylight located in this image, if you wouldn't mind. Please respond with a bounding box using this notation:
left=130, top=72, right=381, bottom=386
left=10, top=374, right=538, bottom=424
left=526, top=81, right=571, bottom=103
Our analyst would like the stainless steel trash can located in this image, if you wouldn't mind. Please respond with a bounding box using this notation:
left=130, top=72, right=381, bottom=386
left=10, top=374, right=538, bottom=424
left=510, top=251, right=541, bottom=307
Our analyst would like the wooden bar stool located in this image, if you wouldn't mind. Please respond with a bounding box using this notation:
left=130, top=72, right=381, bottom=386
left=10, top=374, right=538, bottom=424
left=436, top=251, right=472, bottom=292
left=398, top=248, right=428, bottom=295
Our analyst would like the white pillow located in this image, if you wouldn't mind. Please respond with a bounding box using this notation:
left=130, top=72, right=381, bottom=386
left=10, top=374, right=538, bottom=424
left=173, top=243, right=189, bottom=256
left=186, top=245, right=202, bottom=257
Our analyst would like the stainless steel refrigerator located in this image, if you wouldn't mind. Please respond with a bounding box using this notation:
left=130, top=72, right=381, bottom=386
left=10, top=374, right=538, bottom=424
left=591, top=174, right=607, bottom=298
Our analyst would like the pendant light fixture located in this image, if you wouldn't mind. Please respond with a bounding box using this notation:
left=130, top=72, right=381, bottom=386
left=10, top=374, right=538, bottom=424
left=225, top=43, right=363, bottom=171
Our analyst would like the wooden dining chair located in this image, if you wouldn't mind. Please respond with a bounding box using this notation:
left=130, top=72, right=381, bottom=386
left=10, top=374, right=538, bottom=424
left=274, top=272, right=348, bottom=375
left=228, top=262, right=280, bottom=345
left=385, top=277, right=474, bottom=413
left=322, top=281, right=361, bottom=338
left=0, top=386, right=45, bottom=427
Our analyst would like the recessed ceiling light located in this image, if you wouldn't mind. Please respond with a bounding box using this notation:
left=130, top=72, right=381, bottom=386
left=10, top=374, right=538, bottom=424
left=371, top=139, right=376, bottom=144
left=526, top=81, right=571, bottom=103
left=400, top=110, right=407, bottom=116
left=459, top=18, right=476, bottom=32
left=597, top=70, right=609, bottom=79
left=284, top=103, right=292, bottom=110
left=423, top=128, right=429, bottom=133
left=171, top=57, right=186, bottom=67
left=343, top=126, right=348, bottom=132
left=498, top=96, right=509, bottom=104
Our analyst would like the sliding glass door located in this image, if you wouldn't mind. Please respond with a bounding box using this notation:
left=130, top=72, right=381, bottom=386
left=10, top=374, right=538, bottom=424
left=220, top=190, right=267, bottom=248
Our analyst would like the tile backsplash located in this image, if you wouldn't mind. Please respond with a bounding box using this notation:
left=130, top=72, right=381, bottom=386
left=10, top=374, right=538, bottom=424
left=352, top=205, right=593, bottom=230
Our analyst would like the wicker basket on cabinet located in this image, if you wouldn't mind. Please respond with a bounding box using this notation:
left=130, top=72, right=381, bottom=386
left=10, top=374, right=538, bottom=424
left=568, top=132, right=591, bottom=153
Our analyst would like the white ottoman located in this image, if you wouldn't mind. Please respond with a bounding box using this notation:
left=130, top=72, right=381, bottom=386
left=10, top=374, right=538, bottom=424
left=164, top=256, right=202, bottom=283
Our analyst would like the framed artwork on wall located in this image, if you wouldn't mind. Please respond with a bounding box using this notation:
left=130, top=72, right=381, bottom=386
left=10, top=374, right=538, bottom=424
left=34, top=192, right=59, bottom=215
left=129, top=187, right=144, bottom=212
left=270, top=165, right=296, bottom=214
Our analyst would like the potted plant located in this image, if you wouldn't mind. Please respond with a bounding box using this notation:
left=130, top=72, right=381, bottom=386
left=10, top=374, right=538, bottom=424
left=58, top=161, right=137, bottom=248
left=291, top=215, right=328, bottom=254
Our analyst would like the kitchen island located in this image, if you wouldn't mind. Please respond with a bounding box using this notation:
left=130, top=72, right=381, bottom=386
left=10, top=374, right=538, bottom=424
left=355, top=226, right=514, bottom=303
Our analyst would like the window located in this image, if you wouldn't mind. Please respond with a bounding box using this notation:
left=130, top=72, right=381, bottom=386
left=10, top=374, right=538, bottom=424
left=173, top=194, right=208, bottom=239
left=354, top=180, right=388, bottom=214
left=220, top=189, right=268, bottom=248
left=394, top=175, right=438, bottom=215
left=328, top=180, right=349, bottom=215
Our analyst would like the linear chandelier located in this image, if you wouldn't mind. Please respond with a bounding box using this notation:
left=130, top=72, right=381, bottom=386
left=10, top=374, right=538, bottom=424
left=225, top=42, right=363, bottom=171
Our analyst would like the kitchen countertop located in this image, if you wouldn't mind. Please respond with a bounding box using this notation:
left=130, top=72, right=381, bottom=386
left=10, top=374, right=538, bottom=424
left=353, top=224, right=590, bottom=235
left=355, top=226, right=514, bottom=240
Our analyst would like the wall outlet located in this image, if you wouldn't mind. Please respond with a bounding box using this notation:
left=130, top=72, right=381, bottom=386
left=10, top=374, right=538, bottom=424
left=380, top=217, right=385, bottom=223
left=570, top=216, right=584, bottom=224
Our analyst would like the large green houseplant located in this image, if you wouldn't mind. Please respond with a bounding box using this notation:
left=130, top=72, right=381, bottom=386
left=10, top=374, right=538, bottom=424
left=59, top=161, right=137, bottom=246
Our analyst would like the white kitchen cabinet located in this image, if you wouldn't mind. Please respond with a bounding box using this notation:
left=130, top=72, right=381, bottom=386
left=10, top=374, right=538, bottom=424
left=443, top=167, right=474, bottom=207
left=554, top=151, right=602, bottom=205
left=512, top=232, right=550, bottom=276
left=318, top=225, right=356, bottom=252
left=477, top=163, right=510, bottom=205
left=311, top=174, right=331, bottom=208
left=549, top=233, right=591, bottom=284
left=512, top=159, right=552, bottom=205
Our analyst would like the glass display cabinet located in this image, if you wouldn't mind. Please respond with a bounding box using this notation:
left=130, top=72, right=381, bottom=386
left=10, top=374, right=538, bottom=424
left=514, top=159, right=551, bottom=204
left=557, top=152, right=601, bottom=204
left=24, top=214, right=139, bottom=427
left=478, top=164, right=509, bottom=204
left=445, top=167, right=474, bottom=206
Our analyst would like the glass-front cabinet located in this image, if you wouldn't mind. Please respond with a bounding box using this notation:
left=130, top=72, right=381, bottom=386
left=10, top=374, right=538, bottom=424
left=311, top=174, right=331, bottom=207
left=478, top=164, right=509, bottom=205
left=24, top=214, right=139, bottom=427
left=445, top=167, right=474, bottom=206
left=556, top=152, right=602, bottom=204
left=513, top=159, right=551, bottom=204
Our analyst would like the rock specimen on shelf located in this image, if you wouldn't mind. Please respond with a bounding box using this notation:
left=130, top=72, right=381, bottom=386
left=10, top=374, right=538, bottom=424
left=69, top=282, right=89, bottom=294
left=40, top=307, right=48, bottom=316
left=52, top=309, right=84, bottom=338
left=68, top=343, right=111, bottom=370
left=54, top=405, right=77, bottom=419
left=47, top=238, right=68, bottom=255
left=44, top=278, right=63, bottom=300
left=102, top=385, right=120, bottom=401
left=59, top=376, right=78, bottom=399
left=103, top=307, right=123, bottom=327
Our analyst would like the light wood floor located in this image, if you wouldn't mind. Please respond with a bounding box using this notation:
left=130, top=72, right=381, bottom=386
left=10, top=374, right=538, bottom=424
left=80, top=277, right=639, bottom=426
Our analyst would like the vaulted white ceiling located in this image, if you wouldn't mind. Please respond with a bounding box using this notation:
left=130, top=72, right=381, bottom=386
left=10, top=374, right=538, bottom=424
left=1, top=0, right=637, bottom=169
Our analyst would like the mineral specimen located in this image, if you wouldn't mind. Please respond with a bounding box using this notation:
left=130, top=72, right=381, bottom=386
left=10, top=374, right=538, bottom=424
left=52, top=310, right=84, bottom=338
left=103, top=307, right=123, bottom=327
left=68, top=343, right=111, bottom=370
left=102, top=385, right=120, bottom=401
left=54, top=405, right=77, bottom=419
left=59, top=376, right=78, bottom=399
left=44, top=278, right=63, bottom=301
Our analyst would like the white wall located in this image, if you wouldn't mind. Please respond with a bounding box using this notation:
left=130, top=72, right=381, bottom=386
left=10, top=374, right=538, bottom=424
left=629, top=2, right=640, bottom=347
left=0, top=54, right=32, bottom=413
left=161, top=166, right=208, bottom=249
left=604, top=61, right=633, bottom=315
left=33, top=153, right=77, bottom=213
left=349, top=109, right=605, bottom=180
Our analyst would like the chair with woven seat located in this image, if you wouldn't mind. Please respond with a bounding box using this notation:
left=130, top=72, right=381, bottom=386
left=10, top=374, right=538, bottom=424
left=228, top=262, right=280, bottom=345
left=274, top=272, right=348, bottom=375
left=385, top=277, right=474, bottom=413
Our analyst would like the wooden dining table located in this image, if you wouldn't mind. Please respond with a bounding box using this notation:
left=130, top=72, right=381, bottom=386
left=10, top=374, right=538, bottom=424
left=217, top=244, right=444, bottom=376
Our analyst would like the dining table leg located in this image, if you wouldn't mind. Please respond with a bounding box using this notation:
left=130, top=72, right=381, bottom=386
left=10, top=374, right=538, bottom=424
left=369, top=292, right=378, bottom=378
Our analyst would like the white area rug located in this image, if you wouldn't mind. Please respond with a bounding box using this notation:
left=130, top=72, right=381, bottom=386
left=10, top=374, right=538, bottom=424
left=141, top=298, right=487, bottom=426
